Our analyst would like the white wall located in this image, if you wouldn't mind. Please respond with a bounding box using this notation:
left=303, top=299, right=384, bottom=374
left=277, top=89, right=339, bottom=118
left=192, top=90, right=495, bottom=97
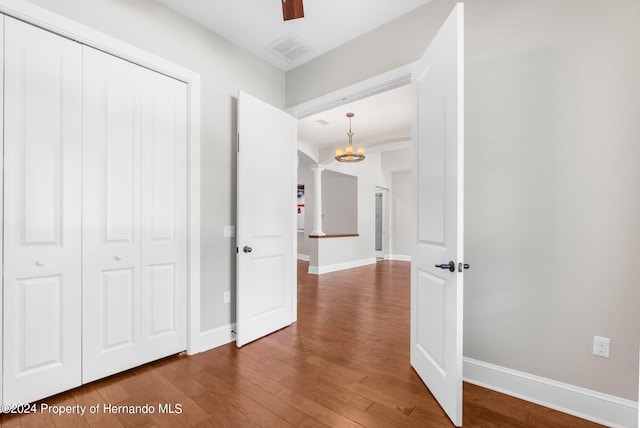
left=287, top=0, right=640, bottom=403
left=382, top=147, right=411, bottom=172
left=25, top=0, right=286, bottom=332
left=391, top=171, right=412, bottom=258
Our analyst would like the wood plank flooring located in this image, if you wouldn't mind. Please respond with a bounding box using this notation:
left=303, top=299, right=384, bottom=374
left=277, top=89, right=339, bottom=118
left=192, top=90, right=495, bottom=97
left=1, top=260, right=603, bottom=427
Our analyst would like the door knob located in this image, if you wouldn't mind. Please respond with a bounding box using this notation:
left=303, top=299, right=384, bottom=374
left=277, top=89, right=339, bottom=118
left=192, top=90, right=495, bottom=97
left=35, top=260, right=45, bottom=267
left=243, top=246, right=253, bottom=253
left=435, top=261, right=455, bottom=272
left=115, top=255, right=123, bottom=261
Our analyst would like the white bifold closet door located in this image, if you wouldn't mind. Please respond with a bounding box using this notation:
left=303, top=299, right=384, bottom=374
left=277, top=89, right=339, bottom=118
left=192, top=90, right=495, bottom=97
left=2, top=17, right=83, bottom=404
left=82, top=47, right=187, bottom=383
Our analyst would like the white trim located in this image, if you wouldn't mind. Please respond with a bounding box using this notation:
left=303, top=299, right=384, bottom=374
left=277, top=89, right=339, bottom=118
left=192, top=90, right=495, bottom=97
left=286, top=63, right=414, bottom=119
left=464, top=357, right=639, bottom=428
left=388, top=254, right=411, bottom=261
left=0, top=0, right=203, bottom=355
left=199, top=324, right=237, bottom=353
left=308, top=258, right=377, bottom=275
left=297, top=254, right=310, bottom=261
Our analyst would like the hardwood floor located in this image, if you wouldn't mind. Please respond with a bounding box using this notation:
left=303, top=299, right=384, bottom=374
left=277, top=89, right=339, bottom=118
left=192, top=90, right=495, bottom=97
left=1, top=260, right=603, bottom=427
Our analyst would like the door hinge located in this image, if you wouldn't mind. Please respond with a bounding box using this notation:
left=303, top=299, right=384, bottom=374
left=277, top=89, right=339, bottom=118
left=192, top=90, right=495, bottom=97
left=237, top=133, right=240, bottom=152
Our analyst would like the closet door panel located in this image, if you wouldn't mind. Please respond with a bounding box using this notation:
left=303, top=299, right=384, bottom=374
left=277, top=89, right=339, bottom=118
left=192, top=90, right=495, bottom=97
left=100, top=268, right=136, bottom=349
left=3, top=17, right=82, bottom=404
left=82, top=46, right=142, bottom=383
left=140, top=69, right=188, bottom=359
left=0, top=16, right=4, bottom=407
left=83, top=46, right=187, bottom=382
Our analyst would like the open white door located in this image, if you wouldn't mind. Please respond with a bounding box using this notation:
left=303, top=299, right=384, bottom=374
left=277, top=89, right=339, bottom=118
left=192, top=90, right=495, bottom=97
left=410, top=3, right=465, bottom=427
left=236, top=91, right=296, bottom=347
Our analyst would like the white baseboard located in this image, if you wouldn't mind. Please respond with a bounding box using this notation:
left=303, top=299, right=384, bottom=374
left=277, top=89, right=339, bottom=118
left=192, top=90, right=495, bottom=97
left=388, top=254, right=411, bottom=261
left=308, top=258, right=377, bottom=275
left=197, top=323, right=236, bottom=353
left=464, top=357, right=639, bottom=428
left=297, top=254, right=310, bottom=261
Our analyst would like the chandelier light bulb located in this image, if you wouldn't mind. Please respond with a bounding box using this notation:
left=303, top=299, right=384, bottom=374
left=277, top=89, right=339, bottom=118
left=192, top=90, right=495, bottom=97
left=335, top=112, right=365, bottom=163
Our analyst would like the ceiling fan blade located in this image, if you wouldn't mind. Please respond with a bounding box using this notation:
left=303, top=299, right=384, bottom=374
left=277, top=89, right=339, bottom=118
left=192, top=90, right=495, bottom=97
left=282, top=0, right=304, bottom=21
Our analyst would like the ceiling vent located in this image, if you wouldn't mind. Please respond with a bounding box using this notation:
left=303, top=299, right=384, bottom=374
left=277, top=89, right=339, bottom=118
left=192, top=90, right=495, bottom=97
left=315, top=119, right=330, bottom=126
left=266, top=33, right=312, bottom=63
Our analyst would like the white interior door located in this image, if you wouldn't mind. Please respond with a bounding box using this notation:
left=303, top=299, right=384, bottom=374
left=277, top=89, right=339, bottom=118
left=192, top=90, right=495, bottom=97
left=410, top=4, right=465, bottom=427
left=3, top=16, right=83, bottom=404
left=82, top=46, right=188, bottom=382
left=236, top=91, right=296, bottom=347
left=82, top=46, right=142, bottom=383
left=139, top=65, right=188, bottom=362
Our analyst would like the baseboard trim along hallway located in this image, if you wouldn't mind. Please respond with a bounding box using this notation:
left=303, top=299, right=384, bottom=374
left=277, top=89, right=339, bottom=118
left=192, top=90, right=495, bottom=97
left=199, top=323, right=236, bottom=353
left=464, top=357, right=639, bottom=428
left=308, top=257, right=376, bottom=275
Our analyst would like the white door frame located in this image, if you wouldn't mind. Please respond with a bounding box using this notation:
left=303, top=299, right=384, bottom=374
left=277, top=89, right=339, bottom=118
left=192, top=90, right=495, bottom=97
left=286, top=37, right=461, bottom=415
left=0, top=0, right=203, bottom=354
left=287, top=65, right=413, bottom=267
left=287, top=65, right=413, bottom=120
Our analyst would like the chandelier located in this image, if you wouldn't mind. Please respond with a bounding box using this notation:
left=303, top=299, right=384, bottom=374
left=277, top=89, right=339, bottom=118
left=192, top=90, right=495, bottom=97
left=335, top=112, right=365, bottom=162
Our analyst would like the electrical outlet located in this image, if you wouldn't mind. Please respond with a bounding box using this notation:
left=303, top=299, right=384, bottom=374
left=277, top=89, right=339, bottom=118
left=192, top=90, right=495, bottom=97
left=223, top=291, right=231, bottom=304
left=593, top=336, right=610, bottom=358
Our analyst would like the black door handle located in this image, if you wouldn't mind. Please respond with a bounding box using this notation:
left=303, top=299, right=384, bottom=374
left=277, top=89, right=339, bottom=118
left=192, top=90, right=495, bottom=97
left=243, top=246, right=252, bottom=253
left=458, top=263, right=470, bottom=272
left=435, top=261, right=455, bottom=272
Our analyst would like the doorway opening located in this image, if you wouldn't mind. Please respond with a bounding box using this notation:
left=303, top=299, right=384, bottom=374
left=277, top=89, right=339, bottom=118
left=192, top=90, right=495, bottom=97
left=294, top=80, right=412, bottom=272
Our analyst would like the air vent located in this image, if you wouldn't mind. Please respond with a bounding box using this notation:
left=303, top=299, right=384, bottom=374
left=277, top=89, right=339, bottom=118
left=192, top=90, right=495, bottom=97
left=266, top=33, right=312, bottom=63
left=315, top=119, right=330, bottom=126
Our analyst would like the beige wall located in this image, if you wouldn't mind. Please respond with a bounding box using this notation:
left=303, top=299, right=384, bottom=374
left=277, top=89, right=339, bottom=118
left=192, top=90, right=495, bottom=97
left=464, top=0, right=640, bottom=401
left=321, top=170, right=358, bottom=235
left=25, top=0, right=286, bottom=331
left=289, top=0, right=640, bottom=401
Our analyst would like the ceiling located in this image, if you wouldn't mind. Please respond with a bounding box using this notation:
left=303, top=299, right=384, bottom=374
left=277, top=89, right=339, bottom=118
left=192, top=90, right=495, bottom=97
left=155, top=0, right=420, bottom=163
left=155, top=0, right=430, bottom=71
